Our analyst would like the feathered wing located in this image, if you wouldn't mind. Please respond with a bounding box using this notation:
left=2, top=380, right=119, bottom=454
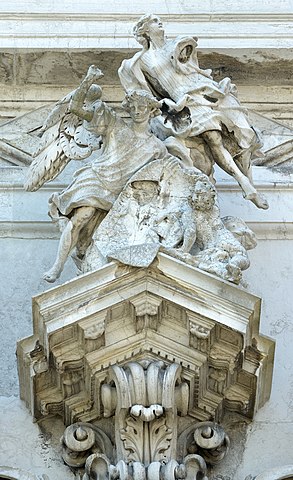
left=24, top=93, right=101, bottom=192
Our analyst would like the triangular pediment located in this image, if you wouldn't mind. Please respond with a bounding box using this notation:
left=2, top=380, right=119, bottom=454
left=0, top=105, right=292, bottom=169
left=249, top=111, right=293, bottom=168
left=0, top=105, right=50, bottom=166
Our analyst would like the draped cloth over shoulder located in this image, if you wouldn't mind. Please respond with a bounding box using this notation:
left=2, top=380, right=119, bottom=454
left=119, top=35, right=261, bottom=156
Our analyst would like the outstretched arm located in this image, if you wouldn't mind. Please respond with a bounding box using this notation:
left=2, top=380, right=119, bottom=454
left=70, top=65, right=104, bottom=122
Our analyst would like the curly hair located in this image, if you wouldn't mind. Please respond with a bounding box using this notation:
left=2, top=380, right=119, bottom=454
left=133, top=14, right=162, bottom=49
left=122, top=89, right=162, bottom=118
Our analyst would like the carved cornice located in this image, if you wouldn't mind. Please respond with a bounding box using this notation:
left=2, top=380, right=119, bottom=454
left=0, top=11, right=292, bottom=49
left=1, top=12, right=293, bottom=23
left=17, top=257, right=274, bottom=426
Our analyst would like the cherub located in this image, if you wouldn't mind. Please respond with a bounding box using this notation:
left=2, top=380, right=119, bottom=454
left=189, top=179, right=251, bottom=283
left=157, top=175, right=252, bottom=283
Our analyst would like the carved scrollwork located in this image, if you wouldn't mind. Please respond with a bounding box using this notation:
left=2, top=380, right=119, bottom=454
left=61, top=422, right=114, bottom=468
left=81, top=454, right=208, bottom=480
left=178, top=421, right=230, bottom=466
left=61, top=367, right=230, bottom=480
left=61, top=356, right=231, bottom=479
left=101, top=360, right=189, bottom=465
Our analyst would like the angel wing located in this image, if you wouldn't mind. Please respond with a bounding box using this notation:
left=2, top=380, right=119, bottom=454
left=24, top=92, right=101, bottom=192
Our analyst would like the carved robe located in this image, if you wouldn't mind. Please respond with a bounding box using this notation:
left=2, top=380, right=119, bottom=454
left=49, top=101, right=166, bottom=220
left=119, top=36, right=260, bottom=153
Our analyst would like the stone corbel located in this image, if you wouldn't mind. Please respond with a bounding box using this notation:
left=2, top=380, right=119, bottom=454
left=61, top=360, right=230, bottom=479
left=61, top=420, right=229, bottom=480
left=101, top=360, right=188, bottom=465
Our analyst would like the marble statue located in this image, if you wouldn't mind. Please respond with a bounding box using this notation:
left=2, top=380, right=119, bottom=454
left=83, top=157, right=253, bottom=284
left=119, top=14, right=268, bottom=210
left=18, top=16, right=278, bottom=480
left=24, top=15, right=264, bottom=285
left=25, top=66, right=171, bottom=282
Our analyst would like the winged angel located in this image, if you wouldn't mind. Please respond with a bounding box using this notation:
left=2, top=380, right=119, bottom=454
left=25, top=65, right=169, bottom=282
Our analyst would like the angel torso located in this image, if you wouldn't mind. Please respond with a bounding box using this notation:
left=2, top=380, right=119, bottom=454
left=125, top=38, right=222, bottom=102
left=49, top=100, right=168, bottom=219
left=85, top=102, right=167, bottom=195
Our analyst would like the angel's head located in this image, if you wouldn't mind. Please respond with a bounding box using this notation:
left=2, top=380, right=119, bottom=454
left=133, top=14, right=165, bottom=49
left=85, top=84, right=102, bottom=105
left=122, top=89, right=161, bottom=123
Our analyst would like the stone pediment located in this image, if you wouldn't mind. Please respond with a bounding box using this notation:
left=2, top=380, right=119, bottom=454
left=17, top=254, right=274, bottom=428
left=249, top=111, right=293, bottom=169
left=0, top=105, right=50, bottom=166
left=0, top=105, right=292, bottom=169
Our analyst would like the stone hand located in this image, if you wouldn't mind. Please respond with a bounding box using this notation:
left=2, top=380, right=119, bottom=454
left=86, top=64, right=104, bottom=81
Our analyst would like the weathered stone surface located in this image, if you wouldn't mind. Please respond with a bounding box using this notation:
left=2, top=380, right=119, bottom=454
left=0, top=1, right=292, bottom=49
left=17, top=257, right=274, bottom=425
left=21, top=24, right=280, bottom=286
left=0, top=396, right=74, bottom=479
left=84, top=158, right=254, bottom=284
left=198, top=51, right=293, bottom=87
left=16, top=256, right=274, bottom=477
left=0, top=53, right=14, bottom=85
left=0, top=6, right=291, bottom=479
left=15, top=51, right=135, bottom=87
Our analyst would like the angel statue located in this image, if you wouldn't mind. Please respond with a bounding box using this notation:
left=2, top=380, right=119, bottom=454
left=25, top=65, right=171, bottom=283
left=119, top=14, right=269, bottom=210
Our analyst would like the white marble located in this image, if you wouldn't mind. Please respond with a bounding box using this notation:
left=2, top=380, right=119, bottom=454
left=0, top=5, right=292, bottom=480
left=0, top=1, right=292, bottom=49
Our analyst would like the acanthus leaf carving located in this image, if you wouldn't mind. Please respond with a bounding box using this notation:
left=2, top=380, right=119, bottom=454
left=120, top=415, right=143, bottom=463
left=149, top=414, right=173, bottom=463
left=14, top=11, right=278, bottom=480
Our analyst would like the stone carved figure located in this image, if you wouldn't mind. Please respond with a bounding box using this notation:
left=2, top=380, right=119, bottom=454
left=25, top=66, right=169, bottom=282
left=119, top=14, right=268, bottom=210
left=185, top=179, right=252, bottom=283
left=83, top=158, right=252, bottom=284
left=24, top=21, right=261, bottom=286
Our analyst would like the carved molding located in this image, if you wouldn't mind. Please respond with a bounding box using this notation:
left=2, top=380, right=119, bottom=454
left=1, top=10, right=292, bottom=49
left=17, top=257, right=274, bottom=426
left=59, top=369, right=230, bottom=479
left=16, top=256, right=276, bottom=479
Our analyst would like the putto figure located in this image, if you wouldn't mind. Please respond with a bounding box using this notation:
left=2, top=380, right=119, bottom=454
left=25, top=65, right=169, bottom=282
left=119, top=14, right=268, bottom=209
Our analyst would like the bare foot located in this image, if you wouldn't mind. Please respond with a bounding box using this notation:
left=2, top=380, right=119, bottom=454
left=43, top=266, right=61, bottom=283
left=245, top=192, right=269, bottom=210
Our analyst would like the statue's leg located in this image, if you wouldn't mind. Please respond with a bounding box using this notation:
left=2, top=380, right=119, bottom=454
left=201, top=131, right=268, bottom=209
left=75, top=209, right=107, bottom=260
left=234, top=148, right=253, bottom=183
left=43, top=206, right=96, bottom=283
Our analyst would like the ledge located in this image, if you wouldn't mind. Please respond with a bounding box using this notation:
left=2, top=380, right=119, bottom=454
left=0, top=10, right=292, bottom=49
